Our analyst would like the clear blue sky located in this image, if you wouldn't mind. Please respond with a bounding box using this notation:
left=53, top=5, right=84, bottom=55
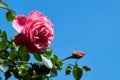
left=0, top=0, right=120, bottom=80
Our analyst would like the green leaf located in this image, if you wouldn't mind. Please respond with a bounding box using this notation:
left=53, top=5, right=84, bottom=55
left=2, top=31, right=7, bottom=42
left=9, top=51, right=18, bottom=60
left=44, top=48, right=52, bottom=57
left=0, top=29, right=2, bottom=37
left=0, top=31, right=8, bottom=51
left=3, top=60, right=8, bottom=66
left=18, top=47, right=30, bottom=61
left=51, top=54, right=63, bottom=70
left=12, top=69, right=21, bottom=79
left=31, top=75, right=46, bottom=80
left=0, top=50, right=4, bottom=58
left=48, top=69, right=57, bottom=77
left=0, top=41, right=4, bottom=51
left=0, top=1, right=10, bottom=10
left=5, top=70, right=11, bottom=80
left=0, top=1, right=15, bottom=21
left=0, top=77, right=2, bottom=80
left=6, top=10, right=15, bottom=21
left=72, top=65, right=83, bottom=80
left=83, top=66, right=91, bottom=72
left=33, top=53, right=42, bottom=61
left=0, top=59, right=2, bottom=64
left=4, top=50, right=9, bottom=59
left=65, top=66, right=72, bottom=75
left=18, top=64, right=29, bottom=77
left=53, top=54, right=58, bottom=60
left=32, top=64, right=51, bottom=76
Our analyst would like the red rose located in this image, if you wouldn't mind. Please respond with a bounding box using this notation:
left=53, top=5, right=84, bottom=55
left=12, top=10, right=54, bottom=53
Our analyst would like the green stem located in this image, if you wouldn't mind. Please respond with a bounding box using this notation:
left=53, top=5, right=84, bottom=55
left=62, top=62, right=75, bottom=66
left=75, top=59, right=78, bottom=65
left=15, top=61, right=40, bottom=64
left=61, top=56, right=72, bottom=61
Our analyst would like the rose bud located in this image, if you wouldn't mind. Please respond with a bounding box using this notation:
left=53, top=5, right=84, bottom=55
left=71, top=50, right=85, bottom=59
left=61, top=50, right=85, bottom=61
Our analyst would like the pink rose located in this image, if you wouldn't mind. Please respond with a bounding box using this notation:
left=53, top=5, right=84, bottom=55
left=12, top=10, right=54, bottom=53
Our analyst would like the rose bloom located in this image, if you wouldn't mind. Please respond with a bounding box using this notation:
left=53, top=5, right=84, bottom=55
left=12, top=10, right=54, bottom=53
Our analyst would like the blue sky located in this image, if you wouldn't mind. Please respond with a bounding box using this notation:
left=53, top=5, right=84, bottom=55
left=1, top=0, right=120, bottom=80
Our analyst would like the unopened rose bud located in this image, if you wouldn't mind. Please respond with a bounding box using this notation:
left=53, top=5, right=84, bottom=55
left=41, top=54, right=53, bottom=69
left=71, top=50, right=85, bottom=59
left=61, top=50, right=85, bottom=61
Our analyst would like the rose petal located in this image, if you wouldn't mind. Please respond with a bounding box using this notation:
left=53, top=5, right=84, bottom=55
left=74, top=51, right=85, bottom=56
left=14, top=33, right=27, bottom=46
left=12, top=15, right=27, bottom=33
left=14, top=33, right=38, bottom=53
left=28, top=10, right=44, bottom=21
